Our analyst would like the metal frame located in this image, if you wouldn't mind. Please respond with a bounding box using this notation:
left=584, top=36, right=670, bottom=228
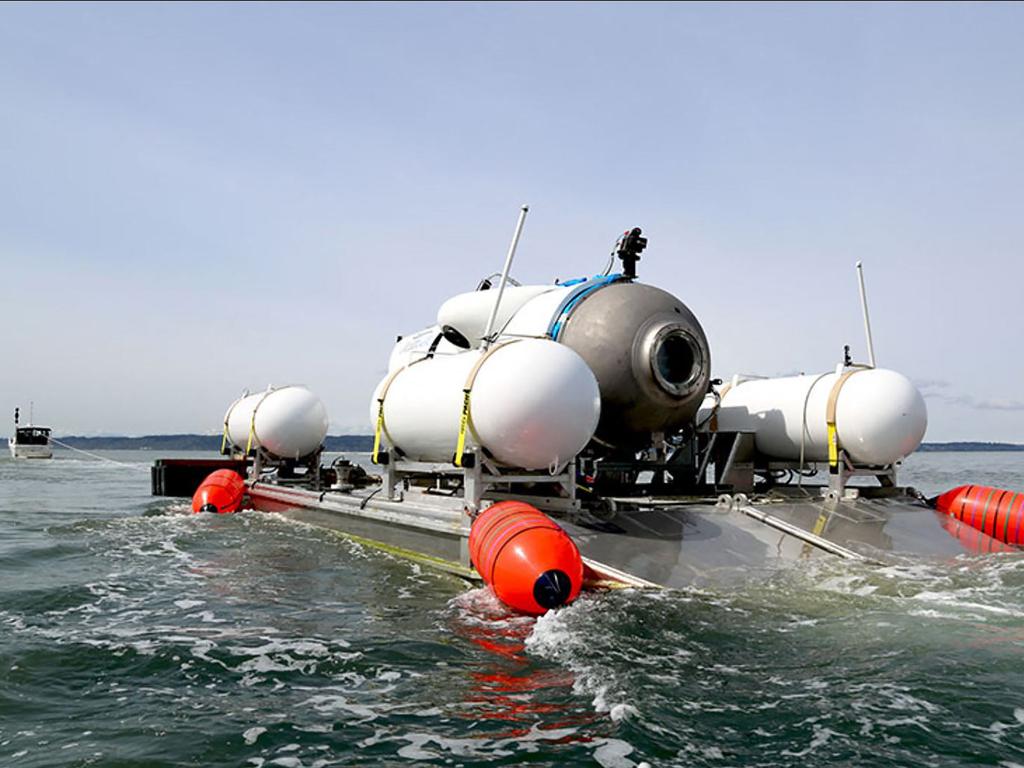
left=700, top=430, right=900, bottom=497
left=249, top=447, right=324, bottom=490
left=824, top=448, right=897, bottom=499
left=379, top=451, right=578, bottom=517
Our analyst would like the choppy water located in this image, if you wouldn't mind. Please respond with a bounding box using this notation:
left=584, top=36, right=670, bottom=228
left=1, top=450, right=1023, bottom=767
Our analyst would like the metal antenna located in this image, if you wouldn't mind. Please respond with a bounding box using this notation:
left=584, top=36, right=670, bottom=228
left=856, top=261, right=876, bottom=368
left=481, top=204, right=529, bottom=349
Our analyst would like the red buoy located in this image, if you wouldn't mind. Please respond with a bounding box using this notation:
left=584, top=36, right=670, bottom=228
left=191, top=469, right=246, bottom=514
left=933, top=484, right=1024, bottom=546
left=469, top=501, right=583, bottom=616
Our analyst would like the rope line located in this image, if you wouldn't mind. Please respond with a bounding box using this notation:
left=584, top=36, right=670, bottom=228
left=48, top=437, right=147, bottom=469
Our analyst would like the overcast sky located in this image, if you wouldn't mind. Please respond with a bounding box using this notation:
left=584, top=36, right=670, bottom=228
left=1, top=2, right=1022, bottom=441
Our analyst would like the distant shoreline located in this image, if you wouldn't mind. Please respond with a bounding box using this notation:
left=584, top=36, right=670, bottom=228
left=916, top=442, right=1024, bottom=452
left=42, top=434, right=376, bottom=452
left=14, top=435, right=1024, bottom=452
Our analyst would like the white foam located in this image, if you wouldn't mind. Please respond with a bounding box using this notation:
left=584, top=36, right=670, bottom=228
left=609, top=702, right=638, bottom=722
left=301, top=694, right=379, bottom=722
left=912, top=590, right=1023, bottom=617
left=236, top=654, right=313, bottom=675
left=781, top=723, right=841, bottom=757
left=524, top=595, right=643, bottom=734
left=448, top=587, right=535, bottom=628
left=593, top=738, right=637, bottom=768
left=231, top=639, right=331, bottom=658
left=396, top=734, right=440, bottom=760
left=243, top=727, right=266, bottom=746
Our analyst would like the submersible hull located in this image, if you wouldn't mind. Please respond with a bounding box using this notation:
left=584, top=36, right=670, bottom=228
left=402, top=278, right=712, bottom=452
left=246, top=477, right=981, bottom=590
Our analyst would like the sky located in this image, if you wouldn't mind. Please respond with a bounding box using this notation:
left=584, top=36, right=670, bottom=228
left=1, top=2, right=1022, bottom=442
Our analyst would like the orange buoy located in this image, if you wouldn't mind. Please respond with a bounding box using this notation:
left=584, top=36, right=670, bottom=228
left=933, top=485, right=1024, bottom=546
left=469, top=501, right=583, bottom=616
left=191, top=469, right=246, bottom=514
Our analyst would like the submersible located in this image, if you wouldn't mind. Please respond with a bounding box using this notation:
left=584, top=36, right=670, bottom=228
left=396, top=225, right=712, bottom=453
left=155, top=209, right=1022, bottom=616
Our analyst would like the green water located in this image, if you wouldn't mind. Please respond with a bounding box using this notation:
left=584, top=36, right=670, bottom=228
left=1, top=451, right=1023, bottom=767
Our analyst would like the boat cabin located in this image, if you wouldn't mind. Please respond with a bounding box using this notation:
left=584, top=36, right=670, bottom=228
left=13, top=426, right=52, bottom=445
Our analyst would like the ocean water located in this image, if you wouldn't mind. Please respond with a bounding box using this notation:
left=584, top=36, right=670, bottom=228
left=1, top=450, right=1023, bottom=768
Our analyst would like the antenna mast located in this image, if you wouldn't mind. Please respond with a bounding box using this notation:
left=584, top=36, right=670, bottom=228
left=481, top=204, right=529, bottom=349
left=856, top=261, right=877, bottom=368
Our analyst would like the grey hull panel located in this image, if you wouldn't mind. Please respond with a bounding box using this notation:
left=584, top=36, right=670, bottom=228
left=757, top=496, right=966, bottom=559
left=562, top=495, right=975, bottom=589
left=248, top=483, right=1005, bottom=590
left=249, top=483, right=473, bottom=578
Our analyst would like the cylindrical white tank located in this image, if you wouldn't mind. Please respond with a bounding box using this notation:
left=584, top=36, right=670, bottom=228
left=224, top=385, right=329, bottom=460
left=389, top=282, right=573, bottom=372
left=436, top=285, right=559, bottom=348
left=698, top=368, right=927, bottom=466
left=371, top=339, right=600, bottom=470
left=500, top=286, right=573, bottom=338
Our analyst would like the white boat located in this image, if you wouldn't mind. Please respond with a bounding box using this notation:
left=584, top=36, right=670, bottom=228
left=9, top=407, right=53, bottom=459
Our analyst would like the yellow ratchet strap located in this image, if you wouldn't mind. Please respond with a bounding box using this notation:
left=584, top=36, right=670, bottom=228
left=453, top=390, right=472, bottom=467
left=371, top=359, right=428, bottom=464
left=245, top=389, right=276, bottom=456
left=826, top=423, right=839, bottom=468
left=454, top=340, right=521, bottom=467
left=245, top=410, right=257, bottom=455
left=825, top=369, right=865, bottom=471
left=372, top=400, right=386, bottom=464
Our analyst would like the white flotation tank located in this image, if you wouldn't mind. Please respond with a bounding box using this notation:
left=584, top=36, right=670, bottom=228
left=224, top=385, right=329, bottom=460
left=698, top=367, right=927, bottom=466
left=436, top=285, right=559, bottom=348
left=371, top=338, right=600, bottom=470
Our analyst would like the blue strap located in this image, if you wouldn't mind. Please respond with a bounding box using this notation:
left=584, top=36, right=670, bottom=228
left=548, top=274, right=624, bottom=340
left=558, top=276, right=589, bottom=287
